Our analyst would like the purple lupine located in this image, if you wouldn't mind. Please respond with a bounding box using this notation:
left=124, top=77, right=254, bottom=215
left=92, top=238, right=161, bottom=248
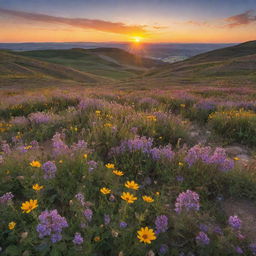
left=155, top=215, right=168, bottom=234
left=84, top=209, right=93, bottom=222
left=213, top=226, right=223, bottom=235
left=36, top=209, right=68, bottom=243
left=196, top=232, right=210, bottom=245
left=87, top=160, right=98, bottom=172
left=228, top=216, right=241, bottom=230
left=119, top=222, right=127, bottom=229
left=175, top=190, right=200, bottom=213
left=199, top=224, right=208, bottom=233
left=176, top=176, right=184, bottom=182
left=28, top=112, right=53, bottom=124
left=42, top=161, right=57, bottom=179
left=104, top=214, right=111, bottom=225
left=71, top=140, right=87, bottom=152
left=185, top=145, right=234, bottom=171
left=185, top=145, right=211, bottom=166
left=150, top=145, right=175, bottom=161
left=73, top=232, right=84, bottom=245
left=52, top=132, right=69, bottom=155
left=158, top=244, right=169, bottom=255
left=195, top=100, right=216, bottom=111
left=10, top=116, right=29, bottom=126
left=109, top=136, right=153, bottom=156
left=2, top=142, right=11, bottom=154
left=0, top=192, right=14, bottom=204
left=75, top=193, right=85, bottom=206
left=235, top=247, right=243, bottom=254
left=78, top=98, right=103, bottom=111
left=130, top=127, right=138, bottom=134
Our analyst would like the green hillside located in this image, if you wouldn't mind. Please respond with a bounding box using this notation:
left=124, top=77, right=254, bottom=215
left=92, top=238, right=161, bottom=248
left=146, top=40, right=256, bottom=86
left=0, top=50, right=110, bottom=88
left=14, top=48, right=160, bottom=80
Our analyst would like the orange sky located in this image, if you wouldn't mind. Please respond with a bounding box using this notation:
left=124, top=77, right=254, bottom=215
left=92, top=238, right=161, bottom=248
left=0, top=7, right=256, bottom=43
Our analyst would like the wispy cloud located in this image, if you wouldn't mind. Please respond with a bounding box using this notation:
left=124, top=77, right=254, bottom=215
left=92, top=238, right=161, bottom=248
left=225, top=10, right=256, bottom=27
left=0, top=8, right=148, bottom=35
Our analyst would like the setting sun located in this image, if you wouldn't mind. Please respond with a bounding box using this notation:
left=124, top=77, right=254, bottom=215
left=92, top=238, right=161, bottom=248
left=132, top=36, right=142, bottom=43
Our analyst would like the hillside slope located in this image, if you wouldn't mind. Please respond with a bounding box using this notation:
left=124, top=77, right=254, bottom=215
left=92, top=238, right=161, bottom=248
left=14, top=48, right=162, bottom=80
left=0, top=50, right=111, bottom=87
left=146, top=40, right=256, bottom=86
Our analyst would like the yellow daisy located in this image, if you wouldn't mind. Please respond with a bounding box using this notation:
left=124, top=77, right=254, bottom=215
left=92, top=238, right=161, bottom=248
left=142, top=195, right=154, bottom=203
left=105, top=163, right=115, bottom=169
left=100, top=187, right=111, bottom=194
left=21, top=199, right=38, bottom=213
left=121, top=192, right=137, bottom=204
left=112, top=170, right=124, bottom=176
left=125, top=181, right=139, bottom=190
left=137, top=227, right=156, bottom=244
left=32, top=184, right=44, bottom=191
left=8, top=222, right=16, bottom=230
left=30, top=161, right=41, bottom=168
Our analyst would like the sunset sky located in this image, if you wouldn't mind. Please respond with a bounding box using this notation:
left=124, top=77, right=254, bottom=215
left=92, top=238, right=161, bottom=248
left=0, top=0, right=256, bottom=43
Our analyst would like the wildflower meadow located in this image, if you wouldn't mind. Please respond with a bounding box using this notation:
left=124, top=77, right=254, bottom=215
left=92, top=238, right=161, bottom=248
left=0, top=86, right=256, bottom=256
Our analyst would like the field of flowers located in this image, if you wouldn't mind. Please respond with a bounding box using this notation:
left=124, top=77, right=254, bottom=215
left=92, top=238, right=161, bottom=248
left=0, top=86, right=256, bottom=256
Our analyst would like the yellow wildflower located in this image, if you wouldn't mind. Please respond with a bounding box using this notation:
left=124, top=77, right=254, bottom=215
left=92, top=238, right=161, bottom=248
left=234, top=157, right=240, bottom=161
left=112, top=170, right=124, bottom=176
left=100, top=187, right=111, bottom=195
left=21, top=199, right=38, bottom=213
left=142, top=195, right=154, bottom=203
left=105, top=163, right=115, bottom=169
left=137, top=227, right=156, bottom=244
left=125, top=181, right=139, bottom=190
left=180, top=104, right=186, bottom=108
left=104, top=123, right=113, bottom=128
left=32, top=184, right=44, bottom=191
left=30, top=161, right=41, bottom=168
left=121, top=192, right=137, bottom=204
left=178, top=162, right=184, bottom=166
left=83, top=154, right=88, bottom=159
left=8, top=222, right=16, bottom=230
left=95, top=110, right=101, bottom=115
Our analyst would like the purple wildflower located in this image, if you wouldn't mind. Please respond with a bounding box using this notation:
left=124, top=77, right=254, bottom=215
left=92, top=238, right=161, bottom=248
left=119, top=222, right=127, bottom=229
left=10, top=116, right=29, bottom=126
left=228, top=216, right=241, bottom=230
left=235, top=247, right=243, bottom=254
left=175, top=190, right=200, bottom=213
left=36, top=209, right=68, bottom=243
left=155, top=215, right=168, bottom=234
left=78, top=98, right=103, bottom=111
left=28, top=112, right=53, bottom=124
left=199, top=224, right=208, bottom=233
left=75, top=193, right=85, bottom=206
left=87, top=160, right=98, bottom=172
left=73, top=232, right=84, bottom=245
left=52, top=132, right=69, bottom=155
left=196, top=231, right=210, bottom=245
left=150, top=145, right=175, bottom=161
left=176, top=176, right=184, bottom=182
left=0, top=192, right=14, bottom=204
left=104, top=214, right=111, bottom=225
left=159, top=244, right=169, bottom=255
left=213, top=226, right=223, bottom=235
left=2, top=142, right=11, bottom=154
left=71, top=140, right=87, bottom=152
left=84, top=208, right=93, bottom=222
left=42, top=161, right=57, bottom=179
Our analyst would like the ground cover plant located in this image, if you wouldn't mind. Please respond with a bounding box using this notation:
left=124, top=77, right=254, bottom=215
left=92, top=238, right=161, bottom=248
left=0, top=86, right=256, bottom=256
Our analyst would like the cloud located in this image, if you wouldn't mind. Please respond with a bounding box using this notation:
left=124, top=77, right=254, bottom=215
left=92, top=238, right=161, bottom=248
left=225, top=10, right=256, bottom=27
left=186, top=20, right=208, bottom=26
left=0, top=8, right=148, bottom=35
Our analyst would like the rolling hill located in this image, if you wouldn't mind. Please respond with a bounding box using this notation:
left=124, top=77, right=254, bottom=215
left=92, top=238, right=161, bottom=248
left=0, top=50, right=111, bottom=88
left=145, top=40, right=256, bottom=86
left=13, top=48, right=162, bottom=80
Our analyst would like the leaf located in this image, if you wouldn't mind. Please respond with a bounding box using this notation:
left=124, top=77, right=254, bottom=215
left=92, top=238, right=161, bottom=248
left=5, top=245, right=20, bottom=256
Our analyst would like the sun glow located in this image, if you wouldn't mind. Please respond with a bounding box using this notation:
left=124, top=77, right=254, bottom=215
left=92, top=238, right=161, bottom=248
left=132, top=36, right=143, bottom=43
